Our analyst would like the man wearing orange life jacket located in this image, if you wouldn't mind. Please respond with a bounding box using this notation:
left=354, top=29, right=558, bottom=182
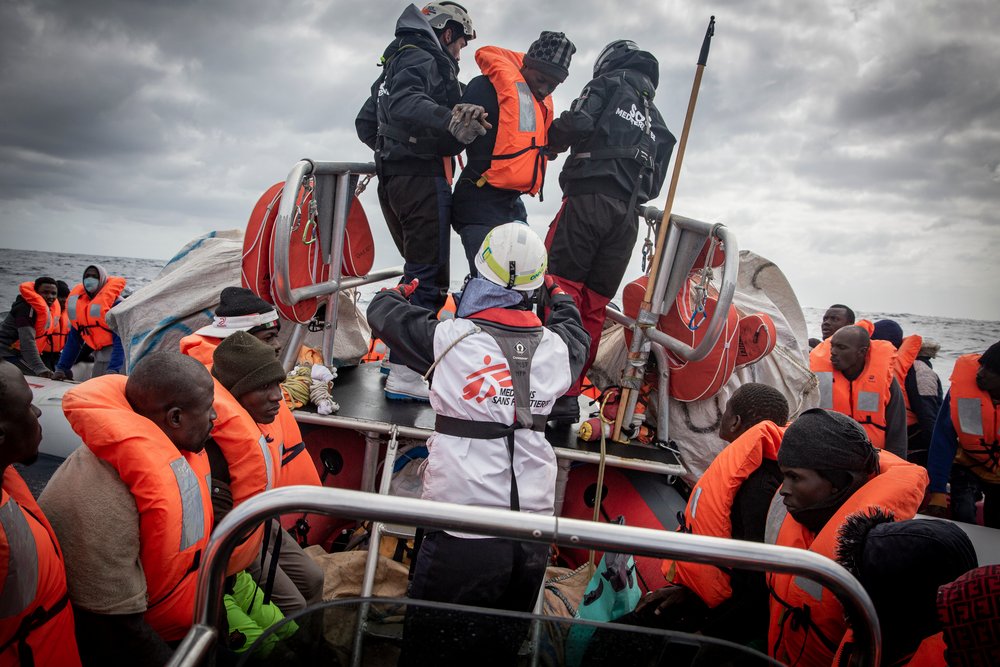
left=451, top=31, right=576, bottom=276
left=53, top=265, right=127, bottom=380
left=0, top=277, right=59, bottom=378
left=39, top=280, right=72, bottom=371
left=832, top=510, right=978, bottom=667
left=0, top=361, right=81, bottom=667
left=210, top=331, right=324, bottom=616
left=766, top=408, right=928, bottom=667
left=925, top=340, right=1000, bottom=528
left=592, top=383, right=789, bottom=660
left=872, top=319, right=943, bottom=465
left=38, top=353, right=216, bottom=666
left=810, top=324, right=908, bottom=458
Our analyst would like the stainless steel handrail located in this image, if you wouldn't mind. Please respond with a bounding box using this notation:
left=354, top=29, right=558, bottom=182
left=167, top=487, right=880, bottom=667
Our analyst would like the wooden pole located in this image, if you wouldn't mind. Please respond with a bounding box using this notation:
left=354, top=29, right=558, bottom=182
left=611, top=16, right=716, bottom=443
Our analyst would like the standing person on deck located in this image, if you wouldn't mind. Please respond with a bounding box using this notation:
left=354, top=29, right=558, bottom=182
left=52, top=265, right=126, bottom=380
left=925, top=340, right=1000, bottom=528
left=451, top=31, right=576, bottom=274
left=39, top=353, right=216, bottom=666
left=542, top=39, right=675, bottom=423
left=0, top=361, right=81, bottom=667
left=356, top=2, right=490, bottom=402
left=766, top=408, right=927, bottom=667
left=366, top=223, right=589, bottom=665
left=0, top=277, right=59, bottom=378
left=810, top=324, right=908, bottom=457
left=871, top=319, right=942, bottom=465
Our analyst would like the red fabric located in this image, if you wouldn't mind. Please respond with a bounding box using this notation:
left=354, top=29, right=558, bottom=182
left=547, top=274, right=607, bottom=396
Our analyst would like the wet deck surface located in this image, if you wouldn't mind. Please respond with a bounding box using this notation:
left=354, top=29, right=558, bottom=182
left=326, top=362, right=681, bottom=467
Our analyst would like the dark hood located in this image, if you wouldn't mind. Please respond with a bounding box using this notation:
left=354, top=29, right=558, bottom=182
left=606, top=49, right=660, bottom=94
left=393, top=4, right=458, bottom=72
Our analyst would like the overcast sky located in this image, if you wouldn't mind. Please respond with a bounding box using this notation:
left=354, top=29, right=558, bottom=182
left=0, top=0, right=997, bottom=320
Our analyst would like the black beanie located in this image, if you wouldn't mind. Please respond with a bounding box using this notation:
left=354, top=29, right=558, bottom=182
left=211, top=330, right=287, bottom=398
left=524, top=31, right=576, bottom=83
left=216, top=286, right=274, bottom=316
left=980, top=340, right=1000, bottom=375
left=871, top=319, right=903, bottom=350
left=56, top=280, right=70, bottom=299
left=779, top=408, right=879, bottom=475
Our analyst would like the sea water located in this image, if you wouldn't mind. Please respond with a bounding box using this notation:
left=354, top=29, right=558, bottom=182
left=3, top=247, right=997, bottom=391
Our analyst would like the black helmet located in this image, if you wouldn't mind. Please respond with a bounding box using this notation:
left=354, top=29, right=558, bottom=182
left=593, top=39, right=639, bottom=78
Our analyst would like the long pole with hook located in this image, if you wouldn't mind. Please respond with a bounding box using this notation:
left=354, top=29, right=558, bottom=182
left=611, top=16, right=716, bottom=443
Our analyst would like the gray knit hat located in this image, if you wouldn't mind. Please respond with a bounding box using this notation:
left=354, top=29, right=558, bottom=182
left=211, top=330, right=286, bottom=398
left=524, top=31, right=576, bottom=83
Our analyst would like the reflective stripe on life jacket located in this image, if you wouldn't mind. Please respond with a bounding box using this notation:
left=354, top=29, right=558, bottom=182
left=10, top=282, right=61, bottom=355
left=893, top=335, right=922, bottom=426
left=812, top=339, right=896, bottom=449
left=65, top=276, right=126, bottom=350
left=949, top=354, right=1000, bottom=476
left=0, top=468, right=81, bottom=667
left=661, top=421, right=785, bottom=608
left=474, top=47, right=554, bottom=195
left=766, top=450, right=927, bottom=667
left=62, top=375, right=212, bottom=642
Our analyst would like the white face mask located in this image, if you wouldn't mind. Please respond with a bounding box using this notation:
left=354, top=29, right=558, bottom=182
left=83, top=277, right=100, bottom=292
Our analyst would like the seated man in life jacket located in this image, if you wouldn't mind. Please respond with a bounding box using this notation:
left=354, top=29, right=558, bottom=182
left=40, top=280, right=72, bottom=372
left=53, top=265, right=127, bottom=380
left=39, top=353, right=216, bottom=667
left=0, top=361, right=82, bottom=667
left=210, top=331, right=324, bottom=617
left=180, top=286, right=321, bottom=491
left=767, top=408, right=927, bottom=667
left=925, top=339, right=1000, bottom=528
left=0, top=276, right=59, bottom=378
left=366, top=223, right=589, bottom=665
left=582, top=383, right=790, bottom=663
left=451, top=30, right=576, bottom=275
left=872, top=319, right=942, bottom=466
left=811, top=324, right=908, bottom=458
left=833, top=509, right=978, bottom=667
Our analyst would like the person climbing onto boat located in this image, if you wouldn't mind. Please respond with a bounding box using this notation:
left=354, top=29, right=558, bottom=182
left=871, top=319, right=942, bottom=465
left=542, top=38, right=676, bottom=424
left=451, top=30, right=576, bottom=275
left=366, top=222, right=589, bottom=665
left=39, top=353, right=216, bottom=666
left=766, top=408, right=927, bottom=667
left=924, top=339, right=1000, bottom=528
left=52, top=264, right=126, bottom=380
left=582, top=383, right=789, bottom=663
left=0, top=276, right=59, bottom=378
left=810, top=324, right=908, bottom=457
left=210, top=331, right=325, bottom=616
left=832, top=509, right=978, bottom=667
left=0, top=361, right=82, bottom=667
left=356, top=2, right=488, bottom=402
left=180, top=286, right=322, bottom=497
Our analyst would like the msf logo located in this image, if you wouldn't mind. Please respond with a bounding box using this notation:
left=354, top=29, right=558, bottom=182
left=462, top=355, right=512, bottom=403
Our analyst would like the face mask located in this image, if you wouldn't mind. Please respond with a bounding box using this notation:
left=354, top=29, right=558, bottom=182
left=83, top=277, right=100, bottom=292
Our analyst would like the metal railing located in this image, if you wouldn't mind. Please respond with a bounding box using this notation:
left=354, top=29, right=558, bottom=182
left=167, top=487, right=881, bottom=667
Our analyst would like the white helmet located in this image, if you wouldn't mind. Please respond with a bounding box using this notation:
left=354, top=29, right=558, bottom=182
left=421, top=2, right=476, bottom=41
left=475, top=223, right=548, bottom=291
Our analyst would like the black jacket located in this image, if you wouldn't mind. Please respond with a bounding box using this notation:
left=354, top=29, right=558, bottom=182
left=356, top=5, right=464, bottom=175
left=548, top=50, right=675, bottom=203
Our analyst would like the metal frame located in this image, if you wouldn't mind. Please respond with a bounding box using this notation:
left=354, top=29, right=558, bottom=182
left=167, top=487, right=881, bottom=667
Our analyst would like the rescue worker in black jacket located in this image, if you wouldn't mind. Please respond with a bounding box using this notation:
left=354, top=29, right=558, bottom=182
left=544, top=40, right=676, bottom=423
left=356, top=2, right=490, bottom=402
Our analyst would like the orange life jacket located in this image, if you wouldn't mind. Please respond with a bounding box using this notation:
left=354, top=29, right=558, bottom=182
left=949, top=354, right=1000, bottom=476
left=62, top=375, right=213, bottom=642
left=767, top=451, right=928, bottom=667
left=0, top=468, right=82, bottom=667
left=10, top=282, right=62, bottom=355
left=41, top=307, right=70, bottom=354
left=661, top=421, right=785, bottom=608
left=892, top=335, right=922, bottom=426
left=271, top=404, right=321, bottom=488
left=812, top=339, right=896, bottom=448
left=473, top=47, right=554, bottom=195
left=65, top=276, right=126, bottom=350
left=833, top=628, right=946, bottom=667
left=809, top=319, right=875, bottom=368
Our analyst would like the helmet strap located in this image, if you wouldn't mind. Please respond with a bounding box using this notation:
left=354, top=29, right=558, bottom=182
left=507, top=261, right=516, bottom=290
